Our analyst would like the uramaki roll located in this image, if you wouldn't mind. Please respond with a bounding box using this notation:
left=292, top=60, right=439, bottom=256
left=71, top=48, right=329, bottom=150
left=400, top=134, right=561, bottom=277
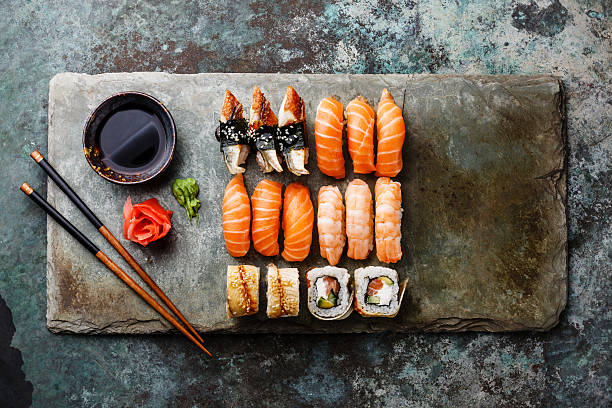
left=354, top=266, right=406, bottom=318
left=306, top=266, right=353, bottom=320
left=226, top=265, right=260, bottom=318
left=266, top=263, right=300, bottom=318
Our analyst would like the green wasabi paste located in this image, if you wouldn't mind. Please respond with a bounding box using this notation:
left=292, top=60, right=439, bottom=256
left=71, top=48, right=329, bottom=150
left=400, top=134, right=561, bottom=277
left=172, top=178, right=201, bottom=225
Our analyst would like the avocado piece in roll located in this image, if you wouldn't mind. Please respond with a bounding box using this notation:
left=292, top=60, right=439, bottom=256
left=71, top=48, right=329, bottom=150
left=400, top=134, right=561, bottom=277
left=366, top=276, right=394, bottom=305
left=306, top=266, right=353, bottom=320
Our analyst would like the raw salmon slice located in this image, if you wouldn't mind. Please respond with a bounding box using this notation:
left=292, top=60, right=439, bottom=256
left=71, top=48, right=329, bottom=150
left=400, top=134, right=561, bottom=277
left=376, top=89, right=405, bottom=177
left=251, top=179, right=283, bottom=256
left=281, top=182, right=314, bottom=262
left=222, top=174, right=251, bottom=257
left=315, top=97, right=345, bottom=179
left=346, top=96, right=376, bottom=174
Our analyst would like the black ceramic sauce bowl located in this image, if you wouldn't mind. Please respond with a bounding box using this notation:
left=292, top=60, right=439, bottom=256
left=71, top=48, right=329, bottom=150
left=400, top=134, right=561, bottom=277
left=83, top=92, right=176, bottom=184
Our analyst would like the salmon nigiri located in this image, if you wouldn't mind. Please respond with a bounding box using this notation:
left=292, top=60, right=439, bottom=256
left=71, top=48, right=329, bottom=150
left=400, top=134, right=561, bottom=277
left=346, top=96, right=376, bottom=174
left=376, top=89, right=405, bottom=177
left=315, top=97, right=345, bottom=179
left=222, top=174, right=251, bottom=257
left=251, top=179, right=283, bottom=256
left=345, top=179, right=373, bottom=260
left=282, top=182, right=314, bottom=262
left=317, top=186, right=346, bottom=265
left=375, top=177, right=402, bottom=263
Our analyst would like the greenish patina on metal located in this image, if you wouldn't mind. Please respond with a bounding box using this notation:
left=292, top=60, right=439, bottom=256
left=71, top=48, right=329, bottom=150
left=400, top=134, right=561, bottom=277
left=0, top=0, right=609, bottom=406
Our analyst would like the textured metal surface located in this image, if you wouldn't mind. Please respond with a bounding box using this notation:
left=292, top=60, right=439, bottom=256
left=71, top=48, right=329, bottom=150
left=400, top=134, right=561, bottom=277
left=0, top=0, right=609, bottom=406
left=47, top=73, right=566, bottom=335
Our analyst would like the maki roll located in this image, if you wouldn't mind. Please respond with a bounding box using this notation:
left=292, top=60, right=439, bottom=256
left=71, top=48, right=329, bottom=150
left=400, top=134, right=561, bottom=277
left=248, top=86, right=283, bottom=173
left=306, top=266, right=353, bottom=320
left=354, top=266, right=406, bottom=317
left=226, top=265, right=260, bottom=318
left=215, top=90, right=250, bottom=174
left=277, top=86, right=309, bottom=176
left=266, top=263, right=300, bottom=318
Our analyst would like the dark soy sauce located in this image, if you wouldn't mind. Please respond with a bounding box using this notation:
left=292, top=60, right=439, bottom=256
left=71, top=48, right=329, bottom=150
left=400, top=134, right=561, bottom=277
left=97, top=107, right=166, bottom=174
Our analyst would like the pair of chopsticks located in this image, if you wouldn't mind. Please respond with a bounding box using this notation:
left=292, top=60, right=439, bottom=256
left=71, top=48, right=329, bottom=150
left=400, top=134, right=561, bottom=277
left=22, top=150, right=212, bottom=357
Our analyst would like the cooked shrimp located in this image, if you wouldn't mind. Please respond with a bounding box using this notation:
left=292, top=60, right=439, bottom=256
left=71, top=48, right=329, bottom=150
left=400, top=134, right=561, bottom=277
left=317, top=185, right=346, bottom=265
left=345, top=179, right=374, bottom=259
left=375, top=177, right=402, bottom=263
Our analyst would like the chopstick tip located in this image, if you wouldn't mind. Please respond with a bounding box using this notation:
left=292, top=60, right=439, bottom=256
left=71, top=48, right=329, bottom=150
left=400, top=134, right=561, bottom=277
left=20, top=183, right=33, bottom=195
left=30, top=150, right=44, bottom=163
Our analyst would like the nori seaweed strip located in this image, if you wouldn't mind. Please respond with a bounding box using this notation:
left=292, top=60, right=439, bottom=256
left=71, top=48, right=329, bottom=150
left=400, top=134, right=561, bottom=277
left=249, top=125, right=278, bottom=152
left=215, top=119, right=249, bottom=152
left=277, top=122, right=307, bottom=154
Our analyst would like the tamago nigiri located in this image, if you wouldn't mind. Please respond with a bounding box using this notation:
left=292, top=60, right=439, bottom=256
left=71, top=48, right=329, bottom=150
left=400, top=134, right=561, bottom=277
left=251, top=179, right=283, bottom=256
left=345, top=179, right=374, bottom=260
left=374, top=177, right=402, bottom=263
left=222, top=174, right=251, bottom=257
left=282, top=182, right=314, bottom=262
left=317, top=186, right=346, bottom=265
left=375, top=89, right=405, bottom=177
left=346, top=96, right=376, bottom=174
left=315, top=97, right=345, bottom=179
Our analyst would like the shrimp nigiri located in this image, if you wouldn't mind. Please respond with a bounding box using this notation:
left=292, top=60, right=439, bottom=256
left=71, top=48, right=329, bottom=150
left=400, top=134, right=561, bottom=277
left=375, top=177, right=402, bottom=263
left=376, top=89, right=405, bottom=177
left=317, top=186, right=346, bottom=265
left=278, top=86, right=309, bottom=176
left=215, top=90, right=250, bottom=174
left=282, top=182, right=314, bottom=262
left=345, top=179, right=373, bottom=260
left=222, top=174, right=251, bottom=257
left=315, top=97, right=345, bottom=179
left=251, top=179, right=283, bottom=256
left=249, top=86, right=283, bottom=173
left=346, top=96, right=376, bottom=174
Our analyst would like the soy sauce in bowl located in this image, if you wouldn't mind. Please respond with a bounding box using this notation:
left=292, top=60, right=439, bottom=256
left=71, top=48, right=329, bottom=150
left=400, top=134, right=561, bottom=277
left=83, top=92, right=176, bottom=184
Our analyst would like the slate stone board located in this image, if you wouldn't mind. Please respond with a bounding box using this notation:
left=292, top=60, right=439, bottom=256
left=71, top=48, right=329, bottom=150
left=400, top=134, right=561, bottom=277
left=46, top=73, right=566, bottom=334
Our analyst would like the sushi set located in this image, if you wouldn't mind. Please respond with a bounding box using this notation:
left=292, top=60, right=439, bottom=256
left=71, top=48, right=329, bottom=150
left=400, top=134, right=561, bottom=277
left=45, top=73, right=567, bottom=335
left=217, top=83, right=408, bottom=322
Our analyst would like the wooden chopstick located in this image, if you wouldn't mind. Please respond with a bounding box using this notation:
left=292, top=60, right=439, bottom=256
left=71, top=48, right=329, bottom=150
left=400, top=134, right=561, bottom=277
left=20, top=183, right=212, bottom=357
left=30, top=150, right=205, bottom=346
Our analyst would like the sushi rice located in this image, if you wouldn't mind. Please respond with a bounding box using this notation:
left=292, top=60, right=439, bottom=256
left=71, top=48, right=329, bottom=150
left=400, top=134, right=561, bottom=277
left=306, top=266, right=352, bottom=320
left=354, top=266, right=401, bottom=317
